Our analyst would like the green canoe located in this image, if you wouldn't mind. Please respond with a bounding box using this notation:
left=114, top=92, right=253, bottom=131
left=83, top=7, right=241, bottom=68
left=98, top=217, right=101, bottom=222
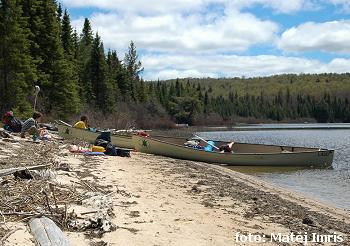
left=132, top=135, right=334, bottom=167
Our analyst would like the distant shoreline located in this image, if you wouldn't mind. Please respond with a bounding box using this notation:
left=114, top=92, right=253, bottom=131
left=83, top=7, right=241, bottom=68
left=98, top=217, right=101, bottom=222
left=152, top=123, right=350, bottom=137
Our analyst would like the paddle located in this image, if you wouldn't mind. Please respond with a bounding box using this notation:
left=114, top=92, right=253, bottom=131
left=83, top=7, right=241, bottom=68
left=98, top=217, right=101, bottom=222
left=57, top=120, right=72, bottom=127
left=193, top=134, right=220, bottom=150
left=33, top=85, right=40, bottom=111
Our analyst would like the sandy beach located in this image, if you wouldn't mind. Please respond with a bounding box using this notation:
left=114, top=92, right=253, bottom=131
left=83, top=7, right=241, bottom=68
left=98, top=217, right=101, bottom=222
left=0, top=135, right=349, bottom=245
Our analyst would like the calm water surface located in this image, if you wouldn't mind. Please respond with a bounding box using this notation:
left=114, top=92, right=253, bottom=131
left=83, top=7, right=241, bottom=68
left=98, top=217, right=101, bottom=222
left=198, top=124, right=350, bottom=210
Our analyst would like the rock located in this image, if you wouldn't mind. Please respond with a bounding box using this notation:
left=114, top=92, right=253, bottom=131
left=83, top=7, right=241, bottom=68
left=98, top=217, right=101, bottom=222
left=191, top=185, right=201, bottom=193
left=13, top=170, right=34, bottom=179
left=68, top=212, right=116, bottom=235
left=57, top=163, right=71, bottom=172
left=302, top=217, right=314, bottom=226
left=129, top=211, right=140, bottom=217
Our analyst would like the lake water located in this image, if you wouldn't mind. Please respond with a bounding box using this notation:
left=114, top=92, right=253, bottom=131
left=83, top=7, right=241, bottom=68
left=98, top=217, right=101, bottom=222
left=198, top=124, right=350, bottom=210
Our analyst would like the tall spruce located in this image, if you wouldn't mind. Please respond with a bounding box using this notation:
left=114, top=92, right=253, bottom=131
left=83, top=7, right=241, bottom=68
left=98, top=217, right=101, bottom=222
left=124, top=41, right=143, bottom=101
left=72, top=29, right=79, bottom=59
left=0, top=0, right=37, bottom=115
left=20, top=0, right=79, bottom=117
left=56, top=2, right=62, bottom=23
left=77, top=18, right=94, bottom=103
left=106, top=50, right=120, bottom=106
left=89, top=33, right=113, bottom=112
left=61, top=9, right=74, bottom=59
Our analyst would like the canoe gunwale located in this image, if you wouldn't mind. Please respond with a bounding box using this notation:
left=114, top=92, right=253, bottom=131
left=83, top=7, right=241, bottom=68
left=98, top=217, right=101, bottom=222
left=56, top=123, right=132, bottom=138
left=140, top=136, right=334, bottom=156
left=146, top=134, right=332, bottom=152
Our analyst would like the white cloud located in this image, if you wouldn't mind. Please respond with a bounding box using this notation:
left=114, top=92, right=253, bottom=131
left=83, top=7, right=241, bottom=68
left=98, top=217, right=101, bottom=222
left=278, top=20, right=350, bottom=53
left=155, top=69, right=217, bottom=80
left=141, top=54, right=350, bottom=80
left=62, top=0, right=317, bottom=14
left=66, top=0, right=350, bottom=81
left=72, top=11, right=278, bottom=54
left=62, top=0, right=214, bottom=15
left=327, top=58, right=350, bottom=72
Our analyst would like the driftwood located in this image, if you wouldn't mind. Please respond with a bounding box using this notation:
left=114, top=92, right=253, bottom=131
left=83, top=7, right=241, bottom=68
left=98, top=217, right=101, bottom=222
left=29, top=217, right=70, bottom=246
left=0, top=164, right=51, bottom=178
left=3, top=212, right=61, bottom=217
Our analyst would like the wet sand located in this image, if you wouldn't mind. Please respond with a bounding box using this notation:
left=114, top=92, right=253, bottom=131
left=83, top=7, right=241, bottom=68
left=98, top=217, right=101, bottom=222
left=1, top=136, right=349, bottom=245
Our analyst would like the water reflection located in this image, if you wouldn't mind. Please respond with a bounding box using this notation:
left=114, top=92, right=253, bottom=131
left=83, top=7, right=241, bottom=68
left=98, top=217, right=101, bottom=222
left=225, top=165, right=309, bottom=174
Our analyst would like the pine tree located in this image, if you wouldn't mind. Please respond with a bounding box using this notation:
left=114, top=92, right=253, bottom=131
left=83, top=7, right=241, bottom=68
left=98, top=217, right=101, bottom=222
left=0, top=0, right=37, bottom=115
left=137, top=79, right=146, bottom=102
left=204, top=91, right=209, bottom=114
left=88, top=33, right=114, bottom=112
left=56, top=2, right=62, bottom=23
left=72, top=29, right=79, bottom=59
left=61, top=9, right=74, bottom=59
left=124, top=41, right=143, bottom=101
left=106, top=50, right=120, bottom=104
left=77, top=18, right=94, bottom=102
left=80, top=18, right=93, bottom=46
left=175, top=78, right=181, bottom=97
left=20, top=0, right=80, bottom=117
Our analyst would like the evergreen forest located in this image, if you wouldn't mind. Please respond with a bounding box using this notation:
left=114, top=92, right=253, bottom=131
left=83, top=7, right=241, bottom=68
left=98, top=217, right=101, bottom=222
left=1, top=0, right=350, bottom=128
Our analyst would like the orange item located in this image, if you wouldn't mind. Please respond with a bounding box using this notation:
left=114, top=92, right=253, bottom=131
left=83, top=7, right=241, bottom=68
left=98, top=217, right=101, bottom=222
left=92, top=146, right=106, bottom=152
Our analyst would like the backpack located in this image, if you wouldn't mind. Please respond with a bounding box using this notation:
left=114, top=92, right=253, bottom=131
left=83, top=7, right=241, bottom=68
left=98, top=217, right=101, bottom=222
left=94, top=139, right=118, bottom=156
left=10, top=117, right=23, bottom=133
left=94, top=136, right=130, bottom=157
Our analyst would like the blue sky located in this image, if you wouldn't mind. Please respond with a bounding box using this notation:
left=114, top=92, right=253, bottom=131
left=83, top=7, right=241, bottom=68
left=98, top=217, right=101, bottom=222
left=60, top=0, right=350, bottom=80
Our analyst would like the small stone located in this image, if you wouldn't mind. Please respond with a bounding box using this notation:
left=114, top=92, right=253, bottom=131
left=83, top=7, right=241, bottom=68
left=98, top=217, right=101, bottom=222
left=191, top=185, right=201, bottom=193
left=57, top=163, right=71, bottom=172
left=302, top=217, right=314, bottom=225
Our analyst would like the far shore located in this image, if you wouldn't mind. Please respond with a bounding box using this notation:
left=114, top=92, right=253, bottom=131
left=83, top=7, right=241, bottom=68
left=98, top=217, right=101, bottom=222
left=152, top=122, right=350, bottom=138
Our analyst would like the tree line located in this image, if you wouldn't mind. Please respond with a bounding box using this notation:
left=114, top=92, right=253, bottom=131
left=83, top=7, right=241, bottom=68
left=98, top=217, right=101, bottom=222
left=1, top=0, right=349, bottom=127
left=0, top=0, right=145, bottom=120
left=153, top=78, right=350, bottom=125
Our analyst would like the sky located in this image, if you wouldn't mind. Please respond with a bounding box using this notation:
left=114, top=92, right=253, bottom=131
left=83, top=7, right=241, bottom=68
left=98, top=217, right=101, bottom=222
left=60, top=0, right=350, bottom=80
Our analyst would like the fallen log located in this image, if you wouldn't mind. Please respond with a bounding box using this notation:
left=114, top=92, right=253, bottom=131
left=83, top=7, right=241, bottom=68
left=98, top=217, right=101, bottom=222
left=0, top=164, right=51, bottom=178
left=29, top=217, right=70, bottom=246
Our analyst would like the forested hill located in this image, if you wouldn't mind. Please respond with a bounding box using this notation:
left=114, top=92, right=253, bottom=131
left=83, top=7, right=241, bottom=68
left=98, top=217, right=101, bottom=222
left=152, top=74, right=350, bottom=125
left=1, top=1, right=350, bottom=128
left=161, top=74, right=350, bottom=98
